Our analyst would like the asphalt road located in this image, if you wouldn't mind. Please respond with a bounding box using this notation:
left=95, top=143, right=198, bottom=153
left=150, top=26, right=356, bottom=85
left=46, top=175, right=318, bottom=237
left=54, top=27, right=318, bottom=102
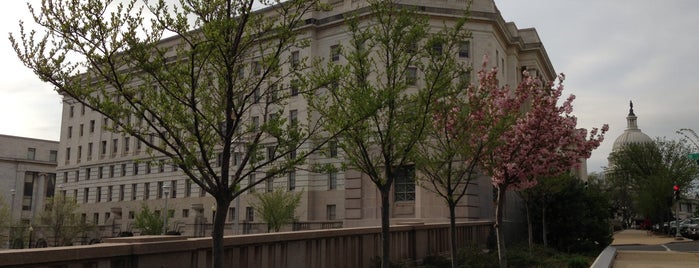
left=614, top=240, right=699, bottom=252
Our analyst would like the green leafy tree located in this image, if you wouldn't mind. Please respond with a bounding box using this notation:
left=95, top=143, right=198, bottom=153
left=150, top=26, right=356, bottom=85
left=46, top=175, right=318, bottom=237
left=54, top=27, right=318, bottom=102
left=251, top=189, right=302, bottom=232
left=529, top=174, right=612, bottom=254
left=307, top=1, right=458, bottom=266
left=39, top=193, right=93, bottom=246
left=132, top=203, right=165, bottom=235
left=0, top=197, right=10, bottom=246
left=11, top=1, right=334, bottom=266
left=608, top=138, right=699, bottom=225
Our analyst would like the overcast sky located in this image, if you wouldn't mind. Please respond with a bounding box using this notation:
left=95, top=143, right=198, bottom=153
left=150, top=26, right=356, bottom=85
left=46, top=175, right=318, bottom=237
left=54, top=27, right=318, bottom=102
left=1, top=0, right=698, bottom=173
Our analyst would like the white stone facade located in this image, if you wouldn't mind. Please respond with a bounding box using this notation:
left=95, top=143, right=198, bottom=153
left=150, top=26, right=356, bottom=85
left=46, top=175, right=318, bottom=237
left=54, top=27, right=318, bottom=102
left=0, top=134, right=58, bottom=226
left=55, top=0, right=554, bottom=236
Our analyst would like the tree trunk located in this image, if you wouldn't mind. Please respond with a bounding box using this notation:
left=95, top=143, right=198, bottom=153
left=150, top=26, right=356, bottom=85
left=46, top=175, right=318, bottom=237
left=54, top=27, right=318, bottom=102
left=449, top=202, right=458, bottom=268
left=495, top=185, right=508, bottom=268
left=212, top=197, right=232, bottom=268
left=380, top=189, right=391, bottom=268
left=526, top=201, right=533, bottom=251
left=542, top=206, right=548, bottom=247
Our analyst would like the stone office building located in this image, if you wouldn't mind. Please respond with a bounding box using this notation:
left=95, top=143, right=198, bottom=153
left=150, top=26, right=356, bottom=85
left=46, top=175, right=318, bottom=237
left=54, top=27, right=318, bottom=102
left=55, top=0, right=555, bottom=237
left=0, top=134, right=58, bottom=227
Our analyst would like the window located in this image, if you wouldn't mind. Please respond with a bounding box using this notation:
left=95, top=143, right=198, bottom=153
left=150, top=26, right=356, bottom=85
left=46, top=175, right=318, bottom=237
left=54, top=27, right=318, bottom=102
left=93, top=213, right=99, bottom=225
left=107, top=186, right=113, bottom=202
left=267, top=146, right=276, bottom=160
left=394, top=165, right=415, bottom=201
left=131, top=184, right=137, bottom=200
left=63, top=172, right=68, bottom=184
left=144, top=183, right=150, bottom=200
left=289, top=110, right=298, bottom=124
left=90, top=120, right=95, bottom=133
left=87, top=143, right=93, bottom=159
left=185, top=179, right=192, bottom=197
left=252, top=116, right=259, bottom=131
left=328, top=172, right=337, bottom=190
left=81, top=104, right=85, bottom=115
left=86, top=168, right=91, bottom=180
left=182, top=209, right=189, bottom=218
left=228, top=207, right=235, bottom=221
left=121, top=163, right=127, bottom=176
left=216, top=153, right=223, bottom=167
left=290, top=79, right=299, bottom=96
left=49, top=150, right=57, bottom=162
left=75, top=170, right=79, bottom=182
left=288, top=171, right=296, bottom=191
left=459, top=70, right=471, bottom=87
left=133, top=162, right=139, bottom=175
left=252, top=61, right=261, bottom=76
left=77, top=146, right=82, bottom=161
left=65, top=147, right=71, bottom=161
left=27, top=148, right=36, bottom=160
left=119, top=185, right=125, bottom=201
left=406, top=67, right=417, bottom=85
left=96, top=187, right=102, bottom=202
left=83, top=188, right=89, bottom=203
left=266, top=177, right=274, bottom=192
left=233, top=152, right=242, bottom=166
left=290, top=51, right=300, bottom=69
left=329, top=141, right=338, bottom=158
left=253, top=88, right=261, bottom=103
left=327, top=205, right=336, bottom=220
left=431, top=42, right=443, bottom=55
left=248, top=174, right=256, bottom=193
left=67, top=126, right=73, bottom=138
left=458, top=41, right=470, bottom=58
left=124, top=137, right=130, bottom=153
left=109, top=165, right=114, bottom=178
left=171, top=180, right=177, bottom=198
left=159, top=160, right=165, bottom=173
left=157, top=181, right=164, bottom=199
left=79, top=124, right=84, bottom=136
left=128, top=211, right=135, bottom=219
left=112, top=139, right=118, bottom=154
left=22, top=172, right=34, bottom=210
left=98, top=166, right=103, bottom=179
left=330, top=45, right=340, bottom=61
left=103, top=117, right=109, bottom=129
left=101, top=141, right=107, bottom=155
left=245, top=207, right=254, bottom=222
left=146, top=162, right=151, bottom=174
left=69, top=105, right=74, bottom=117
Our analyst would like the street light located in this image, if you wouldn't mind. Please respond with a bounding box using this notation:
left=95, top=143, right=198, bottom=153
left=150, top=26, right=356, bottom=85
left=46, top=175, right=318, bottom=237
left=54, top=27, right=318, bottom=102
left=162, top=185, right=171, bottom=235
left=10, top=189, right=15, bottom=223
left=28, top=225, right=33, bottom=249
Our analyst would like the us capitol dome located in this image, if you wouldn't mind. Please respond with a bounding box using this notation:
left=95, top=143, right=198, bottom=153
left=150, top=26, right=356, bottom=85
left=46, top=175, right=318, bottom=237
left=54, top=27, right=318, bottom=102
left=612, top=101, right=653, bottom=152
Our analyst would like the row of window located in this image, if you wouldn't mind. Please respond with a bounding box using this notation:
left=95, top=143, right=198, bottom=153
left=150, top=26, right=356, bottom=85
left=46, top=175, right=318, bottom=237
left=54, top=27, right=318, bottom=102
left=26, top=147, right=58, bottom=162
left=61, top=159, right=177, bottom=183
left=62, top=179, right=201, bottom=205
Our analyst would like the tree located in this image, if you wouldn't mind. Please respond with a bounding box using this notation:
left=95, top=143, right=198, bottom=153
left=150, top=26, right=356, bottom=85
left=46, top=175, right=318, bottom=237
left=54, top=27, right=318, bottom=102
left=39, top=193, right=93, bottom=246
left=607, top=138, right=699, bottom=225
left=307, top=1, right=454, bottom=266
left=0, top=197, right=10, bottom=246
left=529, top=173, right=612, bottom=254
left=11, top=1, right=334, bottom=266
left=478, top=66, right=607, bottom=268
left=251, top=188, right=302, bottom=232
left=132, top=203, right=165, bottom=235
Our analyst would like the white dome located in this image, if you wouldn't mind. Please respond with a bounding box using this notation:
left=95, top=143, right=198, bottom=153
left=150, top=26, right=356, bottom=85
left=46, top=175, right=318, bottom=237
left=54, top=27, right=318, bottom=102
left=611, top=101, right=652, bottom=152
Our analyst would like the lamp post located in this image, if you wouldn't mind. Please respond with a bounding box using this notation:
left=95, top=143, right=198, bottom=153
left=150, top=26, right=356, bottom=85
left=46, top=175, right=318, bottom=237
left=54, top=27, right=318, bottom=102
left=28, top=225, right=33, bottom=249
left=10, top=189, right=15, bottom=223
left=162, top=185, right=171, bottom=235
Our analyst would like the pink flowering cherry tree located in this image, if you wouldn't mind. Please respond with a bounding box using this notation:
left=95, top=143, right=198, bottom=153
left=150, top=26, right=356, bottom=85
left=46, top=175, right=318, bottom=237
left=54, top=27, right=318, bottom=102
left=478, top=63, right=608, bottom=268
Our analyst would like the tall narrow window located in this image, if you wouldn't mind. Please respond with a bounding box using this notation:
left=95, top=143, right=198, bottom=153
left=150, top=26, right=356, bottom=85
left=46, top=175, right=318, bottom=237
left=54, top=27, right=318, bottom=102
left=87, top=143, right=93, bottom=159
left=77, top=146, right=82, bottom=161
left=245, top=207, right=254, bottom=222
left=22, top=172, right=34, bottom=210
left=394, top=165, right=416, bottom=201
left=67, top=126, right=73, bottom=138
left=69, top=105, right=74, bottom=117
left=109, top=165, right=114, bottom=178
left=112, top=139, right=118, bottom=155
left=121, top=163, right=126, bottom=176
left=144, top=183, right=150, bottom=200
left=328, top=172, right=337, bottom=190
left=289, top=110, right=298, bottom=124
left=266, top=176, right=274, bottom=192
left=96, top=187, right=102, bottom=202
left=133, top=162, right=139, bottom=175
left=458, top=41, right=470, bottom=58
left=290, top=79, right=299, bottom=96
left=98, top=166, right=103, bottom=179
left=90, top=120, right=95, bottom=133
left=131, top=184, right=137, bottom=200
left=329, top=141, right=338, bottom=158
left=288, top=171, right=296, bottom=191
left=327, top=205, right=336, bottom=220
left=124, top=137, right=130, bottom=153
left=248, top=174, right=256, bottom=193
left=49, top=150, right=57, bottom=162
left=107, top=186, right=113, bottom=202
left=157, top=181, right=164, bottom=199
left=101, top=141, right=107, bottom=155
left=65, top=147, right=71, bottom=161
left=83, top=188, right=89, bottom=204
left=27, top=148, right=36, bottom=160
left=330, top=45, right=340, bottom=61
left=79, top=124, right=84, bottom=136
left=185, top=179, right=192, bottom=197
left=171, top=180, right=177, bottom=198
left=406, top=67, right=417, bottom=85
left=290, top=51, right=300, bottom=69
left=119, top=185, right=125, bottom=201
left=86, top=168, right=91, bottom=180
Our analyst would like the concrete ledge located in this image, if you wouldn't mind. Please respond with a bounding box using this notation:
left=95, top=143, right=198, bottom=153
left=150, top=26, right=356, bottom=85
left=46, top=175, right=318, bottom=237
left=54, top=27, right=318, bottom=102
left=590, top=246, right=616, bottom=268
left=103, top=235, right=187, bottom=244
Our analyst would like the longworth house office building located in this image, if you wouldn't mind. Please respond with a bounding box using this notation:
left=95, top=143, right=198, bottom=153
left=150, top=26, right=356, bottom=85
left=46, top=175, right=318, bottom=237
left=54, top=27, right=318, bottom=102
left=55, top=0, right=556, bottom=237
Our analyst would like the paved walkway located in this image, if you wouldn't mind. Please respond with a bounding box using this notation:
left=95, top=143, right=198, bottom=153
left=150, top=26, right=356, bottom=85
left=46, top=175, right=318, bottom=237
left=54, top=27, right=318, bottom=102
left=611, top=229, right=699, bottom=268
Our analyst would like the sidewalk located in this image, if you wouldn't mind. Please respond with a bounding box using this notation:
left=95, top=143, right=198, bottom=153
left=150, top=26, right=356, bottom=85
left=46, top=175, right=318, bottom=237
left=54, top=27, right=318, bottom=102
left=610, top=229, right=699, bottom=268
left=611, top=229, right=689, bottom=245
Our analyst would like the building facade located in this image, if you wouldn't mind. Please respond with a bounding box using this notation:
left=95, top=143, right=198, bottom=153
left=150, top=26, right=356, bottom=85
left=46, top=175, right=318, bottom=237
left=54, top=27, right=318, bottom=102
left=55, top=0, right=555, bottom=237
left=0, top=134, right=58, bottom=226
